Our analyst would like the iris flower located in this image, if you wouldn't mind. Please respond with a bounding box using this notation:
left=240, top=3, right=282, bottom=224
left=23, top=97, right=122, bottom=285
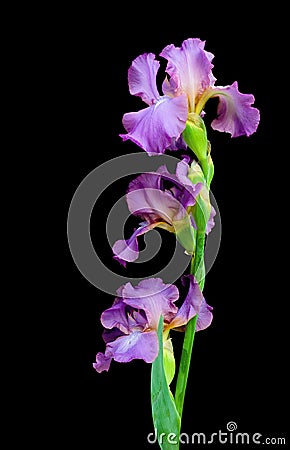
left=93, top=276, right=213, bottom=373
left=120, top=38, right=260, bottom=155
left=112, top=158, right=215, bottom=266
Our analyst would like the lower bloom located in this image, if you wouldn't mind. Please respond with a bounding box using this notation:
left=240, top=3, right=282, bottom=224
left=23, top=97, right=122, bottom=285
left=93, top=276, right=213, bottom=373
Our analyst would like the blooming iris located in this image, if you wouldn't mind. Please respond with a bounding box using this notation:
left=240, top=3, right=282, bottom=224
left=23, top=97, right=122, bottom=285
left=93, top=276, right=213, bottom=373
left=120, top=38, right=260, bottom=155
left=112, top=158, right=215, bottom=266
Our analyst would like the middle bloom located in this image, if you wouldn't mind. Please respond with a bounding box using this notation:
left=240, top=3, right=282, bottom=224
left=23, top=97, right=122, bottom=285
left=112, top=159, right=206, bottom=266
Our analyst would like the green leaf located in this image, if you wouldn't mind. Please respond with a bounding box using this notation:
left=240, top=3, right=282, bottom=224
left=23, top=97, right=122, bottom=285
left=151, top=317, right=181, bottom=449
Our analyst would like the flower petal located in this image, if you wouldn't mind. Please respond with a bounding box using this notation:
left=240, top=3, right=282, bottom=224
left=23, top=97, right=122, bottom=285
left=206, top=205, right=216, bottom=235
left=120, top=94, right=188, bottom=155
left=169, top=275, right=204, bottom=329
left=107, top=330, right=159, bottom=363
left=101, top=299, right=129, bottom=333
left=93, top=352, right=112, bottom=373
left=196, top=299, right=213, bottom=331
left=126, top=187, right=187, bottom=225
left=112, top=222, right=154, bottom=266
left=209, top=82, right=260, bottom=137
left=122, top=278, right=179, bottom=330
left=160, top=38, right=215, bottom=112
left=128, top=53, right=160, bottom=105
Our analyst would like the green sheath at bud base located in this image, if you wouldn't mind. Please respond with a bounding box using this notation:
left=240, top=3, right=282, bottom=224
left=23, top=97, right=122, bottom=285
left=182, top=113, right=208, bottom=162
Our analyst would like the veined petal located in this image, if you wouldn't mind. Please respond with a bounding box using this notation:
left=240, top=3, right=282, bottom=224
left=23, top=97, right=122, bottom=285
left=128, top=53, right=160, bottom=105
left=120, top=94, right=188, bottom=155
left=93, top=352, right=112, bottom=373
left=107, top=330, right=159, bottom=363
left=160, top=38, right=215, bottom=112
left=168, top=275, right=204, bottom=329
left=122, top=278, right=179, bottom=330
left=196, top=299, right=213, bottom=331
left=112, top=222, right=154, bottom=266
left=208, top=82, right=260, bottom=137
left=126, top=187, right=187, bottom=225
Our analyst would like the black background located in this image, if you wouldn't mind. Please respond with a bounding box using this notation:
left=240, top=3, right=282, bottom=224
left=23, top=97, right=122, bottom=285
left=58, top=8, right=288, bottom=449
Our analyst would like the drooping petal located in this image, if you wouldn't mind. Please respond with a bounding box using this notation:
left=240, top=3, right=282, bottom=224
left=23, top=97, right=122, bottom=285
left=122, top=278, right=179, bottom=330
left=128, top=53, right=160, bottom=105
left=120, top=94, right=188, bottom=155
left=168, top=275, right=204, bottom=329
left=112, top=222, right=154, bottom=266
left=209, top=82, right=260, bottom=137
left=160, top=38, right=215, bottom=112
left=196, top=299, right=213, bottom=331
left=107, top=330, right=159, bottom=363
left=93, top=352, right=112, bottom=373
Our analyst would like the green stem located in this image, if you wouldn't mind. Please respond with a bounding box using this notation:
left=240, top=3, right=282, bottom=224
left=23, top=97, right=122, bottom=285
left=175, top=231, right=206, bottom=419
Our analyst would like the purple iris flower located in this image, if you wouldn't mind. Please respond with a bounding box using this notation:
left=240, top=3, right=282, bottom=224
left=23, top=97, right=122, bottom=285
left=112, top=159, right=204, bottom=266
left=120, top=38, right=260, bottom=155
left=93, top=276, right=213, bottom=373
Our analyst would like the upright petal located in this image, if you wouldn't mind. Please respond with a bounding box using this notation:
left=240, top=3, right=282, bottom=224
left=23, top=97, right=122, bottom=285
left=122, top=278, right=179, bottom=330
left=107, top=330, right=159, bottom=363
left=160, top=38, right=215, bottom=112
left=101, top=299, right=129, bottom=333
left=128, top=53, right=160, bottom=105
left=120, top=94, right=188, bottom=155
left=168, top=275, right=204, bottom=329
left=126, top=187, right=187, bottom=224
left=112, top=222, right=154, bottom=266
left=208, top=82, right=260, bottom=137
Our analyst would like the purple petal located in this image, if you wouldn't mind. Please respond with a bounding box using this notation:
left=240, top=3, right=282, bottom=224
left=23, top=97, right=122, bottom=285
left=93, top=352, right=112, bottom=373
left=196, top=299, right=213, bottom=331
left=107, top=330, right=159, bottom=363
left=120, top=94, right=188, bottom=155
left=101, top=299, right=130, bottom=334
left=126, top=187, right=187, bottom=224
left=112, top=222, right=153, bottom=266
left=160, top=38, right=215, bottom=112
left=169, top=275, right=204, bottom=329
left=122, top=278, right=179, bottom=330
left=128, top=53, right=160, bottom=105
left=206, top=206, right=216, bottom=235
left=102, top=327, right=125, bottom=344
left=128, top=172, right=161, bottom=193
left=210, top=82, right=260, bottom=137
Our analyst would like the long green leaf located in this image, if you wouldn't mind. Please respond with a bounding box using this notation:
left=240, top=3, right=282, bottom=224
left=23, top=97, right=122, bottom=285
left=151, top=317, right=181, bottom=450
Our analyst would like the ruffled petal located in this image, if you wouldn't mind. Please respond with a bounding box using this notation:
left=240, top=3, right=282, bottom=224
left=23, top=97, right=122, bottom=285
left=196, top=299, right=213, bottom=331
left=122, top=278, right=179, bottom=330
left=93, top=352, right=112, bottom=373
left=112, top=222, right=153, bottom=266
left=168, top=275, right=203, bottom=329
left=128, top=53, right=160, bottom=105
left=107, top=330, right=159, bottom=363
left=101, top=299, right=129, bottom=333
left=120, top=94, right=188, bottom=155
left=209, top=82, right=260, bottom=137
left=160, top=38, right=215, bottom=112
left=126, top=187, right=186, bottom=225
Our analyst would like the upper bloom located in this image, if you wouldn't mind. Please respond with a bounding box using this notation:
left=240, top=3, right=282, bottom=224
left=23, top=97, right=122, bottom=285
left=112, top=159, right=205, bottom=266
left=120, top=38, right=260, bottom=155
left=93, top=275, right=213, bottom=373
